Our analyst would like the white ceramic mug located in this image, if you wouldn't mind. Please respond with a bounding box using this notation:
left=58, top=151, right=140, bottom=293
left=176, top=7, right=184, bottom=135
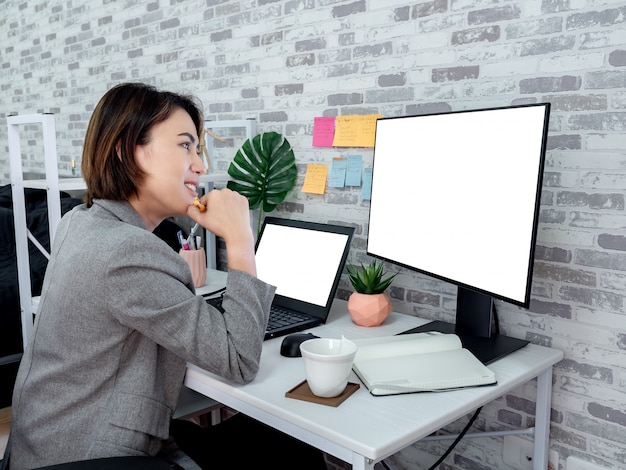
left=299, top=337, right=357, bottom=398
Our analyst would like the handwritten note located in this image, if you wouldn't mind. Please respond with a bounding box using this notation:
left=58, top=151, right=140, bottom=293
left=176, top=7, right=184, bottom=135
left=332, top=114, right=382, bottom=148
left=329, top=158, right=347, bottom=188
left=302, top=164, right=328, bottom=194
left=346, top=154, right=362, bottom=187
left=312, top=117, right=336, bottom=147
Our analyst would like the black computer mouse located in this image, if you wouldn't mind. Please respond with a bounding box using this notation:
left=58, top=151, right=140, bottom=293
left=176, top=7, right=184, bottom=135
left=280, top=333, right=319, bottom=357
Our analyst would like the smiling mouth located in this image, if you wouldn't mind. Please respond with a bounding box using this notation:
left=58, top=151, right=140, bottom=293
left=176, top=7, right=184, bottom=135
left=185, top=183, right=198, bottom=196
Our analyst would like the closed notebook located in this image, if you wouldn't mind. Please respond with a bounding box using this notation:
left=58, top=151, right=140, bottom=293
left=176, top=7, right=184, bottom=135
left=352, top=332, right=497, bottom=396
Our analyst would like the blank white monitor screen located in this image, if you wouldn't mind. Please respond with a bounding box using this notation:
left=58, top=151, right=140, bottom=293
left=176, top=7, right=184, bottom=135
left=255, top=224, right=352, bottom=307
left=367, top=103, right=550, bottom=307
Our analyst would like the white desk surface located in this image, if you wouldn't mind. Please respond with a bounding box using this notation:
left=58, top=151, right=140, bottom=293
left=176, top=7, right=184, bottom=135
left=186, top=273, right=564, bottom=467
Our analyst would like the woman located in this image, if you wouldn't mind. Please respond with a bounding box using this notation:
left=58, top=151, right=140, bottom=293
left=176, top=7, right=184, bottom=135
left=3, top=83, right=325, bottom=469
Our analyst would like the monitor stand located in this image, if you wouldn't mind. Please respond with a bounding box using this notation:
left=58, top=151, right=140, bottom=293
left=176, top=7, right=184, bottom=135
left=399, top=320, right=529, bottom=365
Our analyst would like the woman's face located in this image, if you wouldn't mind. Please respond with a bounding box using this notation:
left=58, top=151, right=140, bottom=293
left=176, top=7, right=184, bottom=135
left=130, top=107, right=205, bottom=230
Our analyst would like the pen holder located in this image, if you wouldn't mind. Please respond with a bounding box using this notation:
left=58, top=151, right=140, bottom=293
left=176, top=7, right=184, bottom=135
left=179, top=248, right=206, bottom=288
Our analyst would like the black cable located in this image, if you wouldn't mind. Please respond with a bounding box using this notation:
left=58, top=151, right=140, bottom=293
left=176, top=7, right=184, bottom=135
left=426, top=406, right=482, bottom=470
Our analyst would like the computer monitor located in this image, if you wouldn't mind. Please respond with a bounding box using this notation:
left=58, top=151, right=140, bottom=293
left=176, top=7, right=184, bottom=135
left=367, top=103, right=551, bottom=364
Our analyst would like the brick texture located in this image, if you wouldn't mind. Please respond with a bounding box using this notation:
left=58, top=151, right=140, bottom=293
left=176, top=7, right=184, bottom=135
left=2, top=1, right=626, bottom=469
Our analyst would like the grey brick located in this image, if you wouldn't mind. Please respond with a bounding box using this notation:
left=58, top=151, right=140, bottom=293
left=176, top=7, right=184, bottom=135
left=566, top=6, right=626, bottom=30
left=588, top=402, right=626, bottom=426
left=353, top=42, right=393, bottom=59
left=326, top=63, right=359, bottom=77
left=497, top=409, right=523, bottom=427
left=543, top=94, right=607, bottom=111
left=405, top=102, right=452, bottom=115
left=286, top=53, right=315, bottom=67
left=505, top=395, right=536, bottom=415
left=432, top=66, right=479, bottom=82
left=608, top=50, right=626, bottom=67
left=566, top=413, right=626, bottom=445
left=533, top=262, right=596, bottom=286
left=557, top=359, right=613, bottom=383
left=181, top=71, right=200, bottom=81
left=211, top=29, right=232, bottom=42
left=407, top=290, right=441, bottom=307
left=547, top=134, right=582, bottom=149
left=520, top=75, right=581, bottom=93
left=260, top=111, right=289, bottom=122
left=598, top=234, right=626, bottom=251
left=285, top=0, right=315, bottom=15
left=568, top=112, right=626, bottom=131
left=452, top=26, right=500, bottom=44
left=394, top=6, right=410, bottom=22
left=275, top=84, right=303, bottom=95
left=127, top=48, right=143, bottom=58
left=225, top=63, right=249, bottom=75
left=241, top=88, right=258, bottom=99
left=378, top=72, right=406, bottom=87
left=559, top=285, right=624, bottom=310
left=365, top=88, right=414, bottom=103
left=586, top=70, right=626, bottom=89
left=295, top=38, right=326, bottom=52
left=332, top=0, right=366, bottom=18
left=412, top=0, right=447, bottom=19
left=261, top=31, right=283, bottom=45
left=527, top=299, right=571, bottom=318
left=468, top=5, right=521, bottom=25
left=208, top=102, right=232, bottom=113
left=550, top=423, right=588, bottom=449
left=338, top=32, right=355, bottom=46
left=518, top=35, right=576, bottom=56
left=557, top=191, right=624, bottom=210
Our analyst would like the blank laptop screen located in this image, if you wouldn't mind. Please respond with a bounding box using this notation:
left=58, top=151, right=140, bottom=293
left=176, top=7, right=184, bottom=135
left=255, top=223, right=352, bottom=307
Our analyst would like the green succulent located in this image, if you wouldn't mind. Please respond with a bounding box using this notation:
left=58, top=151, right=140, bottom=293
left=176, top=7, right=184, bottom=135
left=347, top=259, right=397, bottom=295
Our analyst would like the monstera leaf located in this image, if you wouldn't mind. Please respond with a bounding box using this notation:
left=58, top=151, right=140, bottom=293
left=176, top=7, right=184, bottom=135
left=227, top=131, right=297, bottom=235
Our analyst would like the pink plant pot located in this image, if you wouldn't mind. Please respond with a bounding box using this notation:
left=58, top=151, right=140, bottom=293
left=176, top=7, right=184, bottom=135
left=347, top=292, right=392, bottom=327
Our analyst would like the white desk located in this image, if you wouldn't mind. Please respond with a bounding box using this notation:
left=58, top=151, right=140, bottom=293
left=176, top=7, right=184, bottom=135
left=185, top=280, right=563, bottom=470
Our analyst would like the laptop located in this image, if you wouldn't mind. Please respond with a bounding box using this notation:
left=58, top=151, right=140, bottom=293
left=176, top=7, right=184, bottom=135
left=204, top=217, right=354, bottom=340
left=256, top=217, right=354, bottom=339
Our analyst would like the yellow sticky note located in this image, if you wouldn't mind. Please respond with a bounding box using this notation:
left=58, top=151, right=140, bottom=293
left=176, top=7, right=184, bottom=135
left=302, top=164, right=328, bottom=195
left=332, top=114, right=382, bottom=148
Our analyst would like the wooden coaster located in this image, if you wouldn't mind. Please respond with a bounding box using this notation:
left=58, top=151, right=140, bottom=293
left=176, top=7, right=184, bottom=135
left=285, top=380, right=359, bottom=407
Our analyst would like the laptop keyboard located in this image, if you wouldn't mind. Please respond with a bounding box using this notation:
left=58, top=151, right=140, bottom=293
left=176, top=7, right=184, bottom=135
left=266, top=306, right=310, bottom=330
left=204, top=295, right=310, bottom=332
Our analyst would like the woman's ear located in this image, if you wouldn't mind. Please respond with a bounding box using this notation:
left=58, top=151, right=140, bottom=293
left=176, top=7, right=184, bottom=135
left=115, top=141, right=122, bottom=160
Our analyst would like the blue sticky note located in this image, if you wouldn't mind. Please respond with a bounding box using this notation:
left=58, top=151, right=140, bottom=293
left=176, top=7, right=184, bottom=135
left=362, top=167, right=373, bottom=200
left=329, top=158, right=347, bottom=188
left=346, top=154, right=362, bottom=186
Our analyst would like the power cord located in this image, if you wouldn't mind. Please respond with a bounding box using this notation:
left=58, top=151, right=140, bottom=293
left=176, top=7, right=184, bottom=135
left=425, top=406, right=483, bottom=470
left=377, top=406, right=483, bottom=470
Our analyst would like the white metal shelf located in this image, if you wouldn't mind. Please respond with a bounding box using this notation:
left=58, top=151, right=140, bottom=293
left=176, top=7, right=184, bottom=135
left=8, top=113, right=68, bottom=350
left=22, top=178, right=86, bottom=191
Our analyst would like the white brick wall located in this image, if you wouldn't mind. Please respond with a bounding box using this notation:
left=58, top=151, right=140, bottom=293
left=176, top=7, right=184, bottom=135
left=2, top=1, right=625, bottom=468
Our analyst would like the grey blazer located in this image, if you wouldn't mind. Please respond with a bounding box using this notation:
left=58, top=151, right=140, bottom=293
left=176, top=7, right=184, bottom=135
left=4, top=200, right=275, bottom=470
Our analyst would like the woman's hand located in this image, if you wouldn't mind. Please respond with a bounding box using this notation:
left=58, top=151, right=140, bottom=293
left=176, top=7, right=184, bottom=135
left=187, top=189, right=256, bottom=276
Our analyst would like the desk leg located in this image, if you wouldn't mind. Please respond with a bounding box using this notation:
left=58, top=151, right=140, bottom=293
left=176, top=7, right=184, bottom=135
left=351, top=454, right=376, bottom=470
left=533, top=367, right=553, bottom=470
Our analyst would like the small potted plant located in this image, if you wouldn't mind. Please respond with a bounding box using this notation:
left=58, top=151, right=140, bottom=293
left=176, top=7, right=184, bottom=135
left=346, top=259, right=397, bottom=327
